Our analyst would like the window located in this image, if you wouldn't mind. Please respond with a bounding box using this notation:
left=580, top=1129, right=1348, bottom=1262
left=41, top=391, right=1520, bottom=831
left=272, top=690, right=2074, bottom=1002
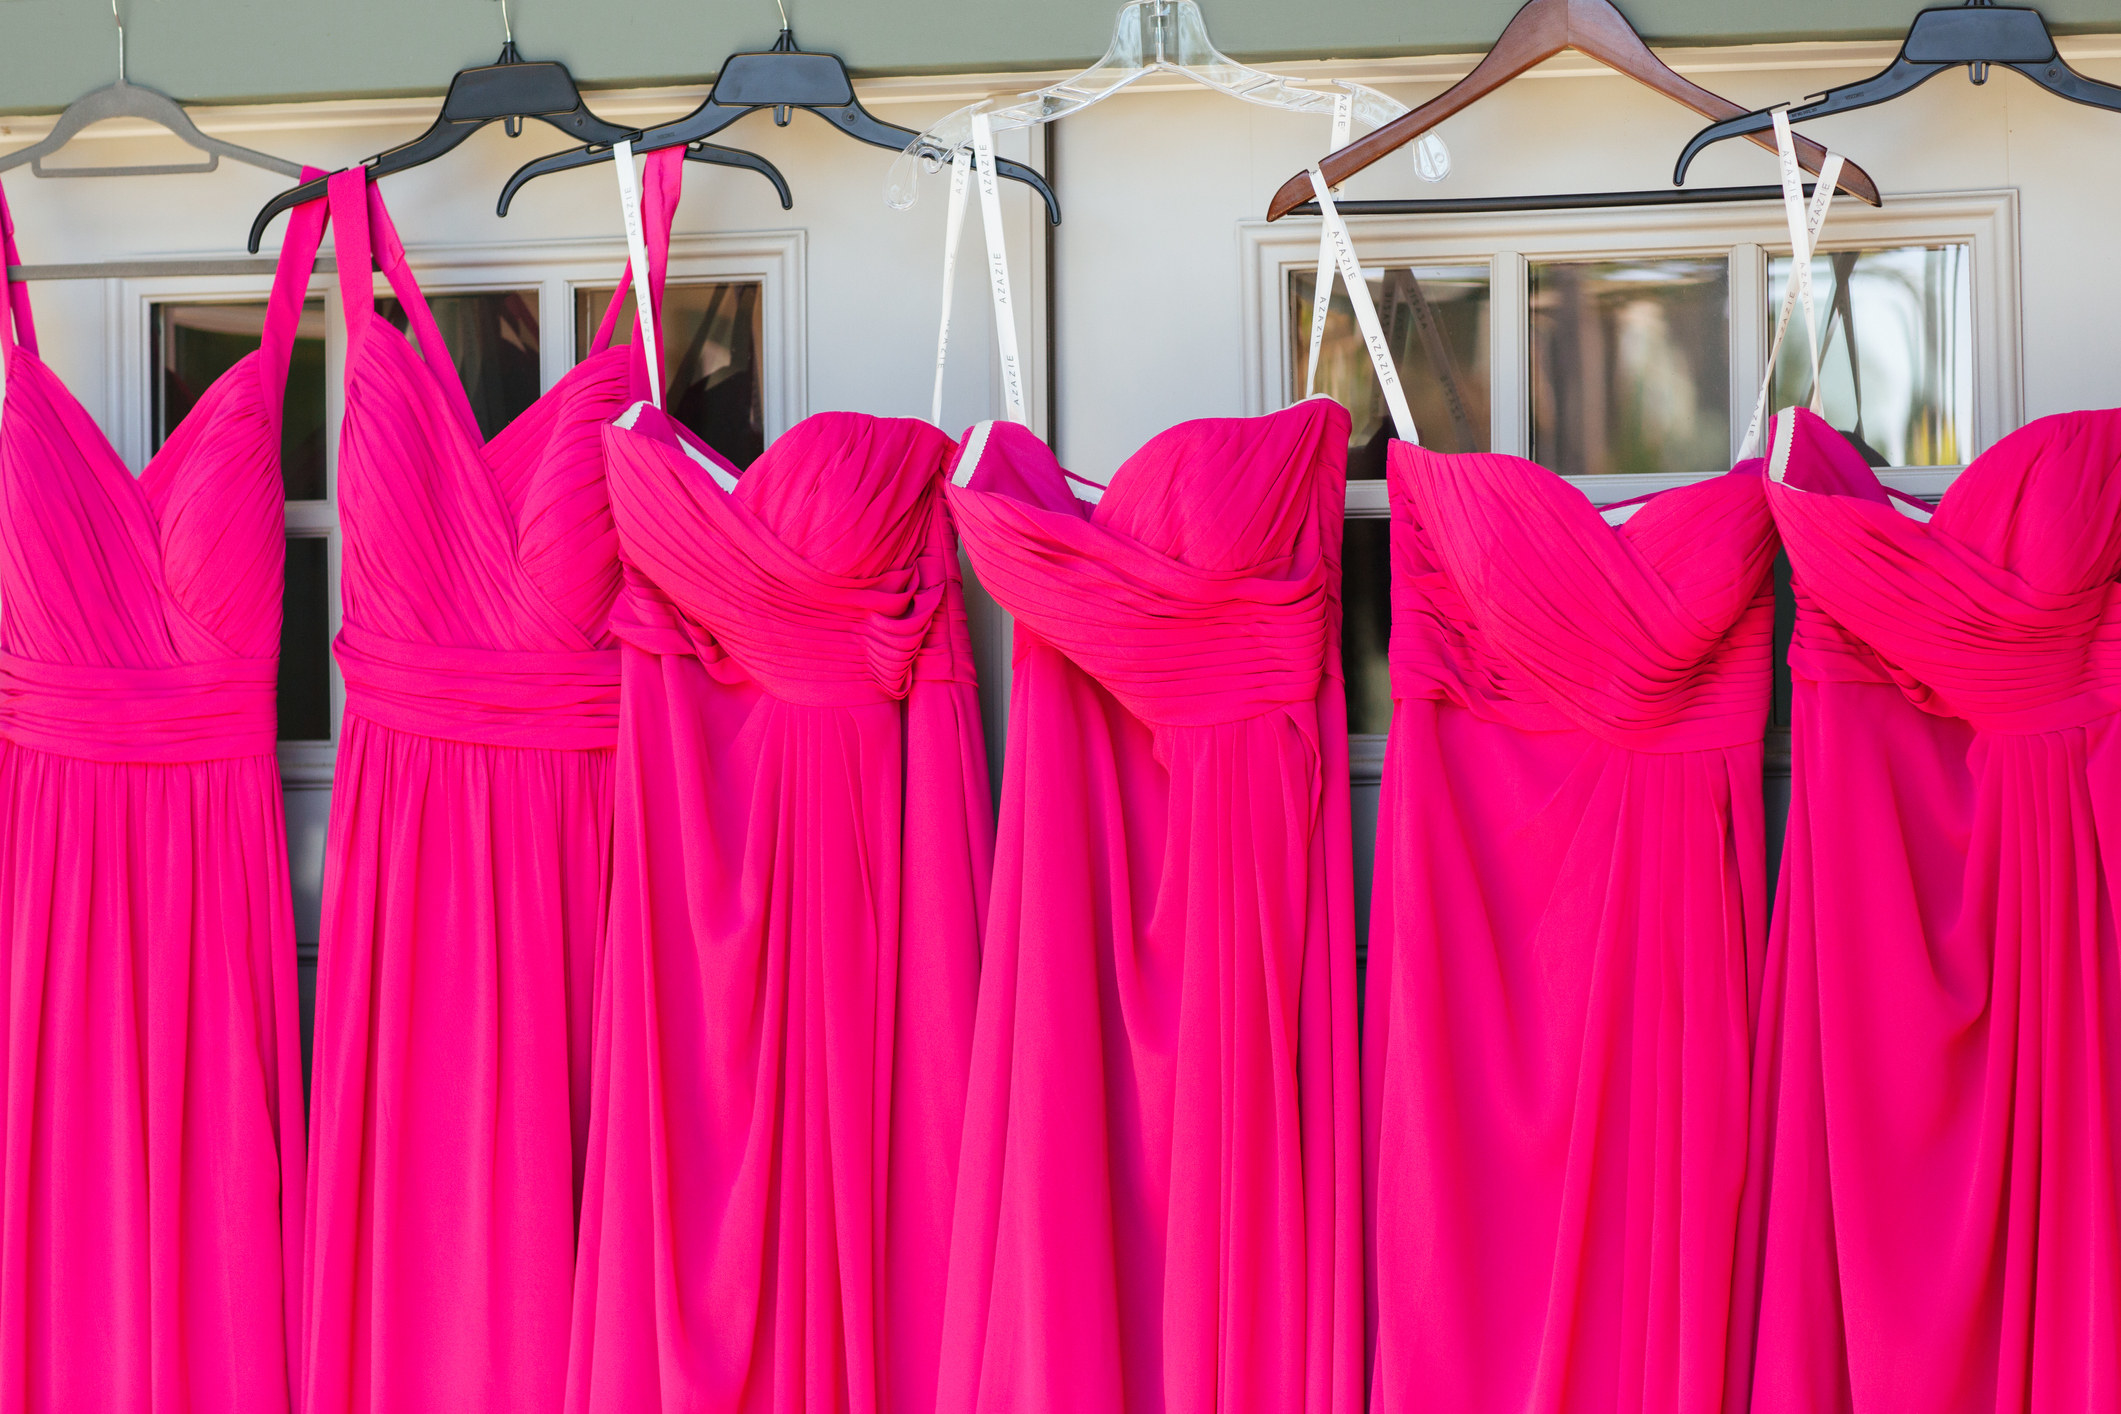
left=1767, top=245, right=1972, bottom=468
left=152, top=298, right=331, bottom=737
left=1283, top=231, right=1996, bottom=735
left=1289, top=265, right=1491, bottom=473
left=1530, top=257, right=1729, bottom=479
left=1249, top=190, right=2019, bottom=964
left=379, top=290, right=544, bottom=441
left=576, top=281, right=766, bottom=468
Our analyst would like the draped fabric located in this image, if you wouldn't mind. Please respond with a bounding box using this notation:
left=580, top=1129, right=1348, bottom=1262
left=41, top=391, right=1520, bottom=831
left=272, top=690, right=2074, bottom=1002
left=0, top=176, right=321, bottom=1412
left=563, top=406, right=990, bottom=1414
left=1730, top=408, right=2121, bottom=1413
left=302, top=153, right=685, bottom=1414
left=1364, top=444, right=1776, bottom=1414
left=935, top=406, right=1362, bottom=1414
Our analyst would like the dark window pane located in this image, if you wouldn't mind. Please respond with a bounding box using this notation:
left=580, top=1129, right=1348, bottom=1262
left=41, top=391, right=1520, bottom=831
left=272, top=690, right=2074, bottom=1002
left=380, top=290, right=541, bottom=442
left=152, top=299, right=327, bottom=498
left=284, top=783, right=329, bottom=1101
left=280, top=536, right=331, bottom=741
left=578, top=282, right=766, bottom=468
left=1342, top=516, right=1393, bottom=735
left=1767, top=244, right=1971, bottom=467
left=1531, top=258, right=1730, bottom=477
left=1291, top=265, right=1489, bottom=477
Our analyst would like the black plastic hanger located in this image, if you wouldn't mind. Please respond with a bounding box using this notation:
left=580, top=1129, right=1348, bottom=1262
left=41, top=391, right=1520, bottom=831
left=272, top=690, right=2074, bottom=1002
left=496, top=29, right=1061, bottom=224
left=248, top=12, right=789, bottom=251
left=1676, top=1, right=2121, bottom=185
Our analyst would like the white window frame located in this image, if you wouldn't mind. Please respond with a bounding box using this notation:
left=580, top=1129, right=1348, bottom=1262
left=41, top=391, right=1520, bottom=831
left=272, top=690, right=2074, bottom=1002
left=1238, top=188, right=2023, bottom=515
left=113, top=227, right=806, bottom=783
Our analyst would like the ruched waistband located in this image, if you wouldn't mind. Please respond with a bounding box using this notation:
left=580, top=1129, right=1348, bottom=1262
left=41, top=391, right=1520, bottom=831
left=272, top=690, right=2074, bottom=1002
left=607, top=574, right=973, bottom=707
left=1389, top=603, right=1776, bottom=754
left=0, top=652, right=277, bottom=763
left=336, top=623, right=619, bottom=750
left=1789, top=600, right=2121, bottom=733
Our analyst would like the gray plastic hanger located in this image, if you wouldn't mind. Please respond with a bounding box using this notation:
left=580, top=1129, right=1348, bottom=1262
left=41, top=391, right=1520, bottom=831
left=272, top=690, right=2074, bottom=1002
left=0, top=0, right=304, bottom=179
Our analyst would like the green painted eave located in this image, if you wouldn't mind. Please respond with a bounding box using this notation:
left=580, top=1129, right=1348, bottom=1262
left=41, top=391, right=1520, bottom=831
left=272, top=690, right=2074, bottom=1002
left=1, top=0, right=2119, bottom=111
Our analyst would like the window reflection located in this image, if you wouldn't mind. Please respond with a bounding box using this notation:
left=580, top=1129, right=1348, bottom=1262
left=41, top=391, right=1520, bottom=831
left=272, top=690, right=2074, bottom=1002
left=380, top=290, right=542, bottom=442
left=1531, top=258, right=1729, bottom=478
left=153, top=299, right=328, bottom=499
left=1342, top=517, right=1393, bottom=735
left=1290, top=265, right=1490, bottom=478
left=280, top=536, right=332, bottom=742
left=577, top=282, right=766, bottom=469
left=1767, top=244, right=1971, bottom=467
left=152, top=300, right=336, bottom=744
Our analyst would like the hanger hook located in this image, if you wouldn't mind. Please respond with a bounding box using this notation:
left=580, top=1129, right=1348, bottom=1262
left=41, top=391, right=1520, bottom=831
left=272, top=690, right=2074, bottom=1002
left=111, top=0, right=126, bottom=84
left=496, top=0, right=514, bottom=48
left=774, top=0, right=789, bottom=35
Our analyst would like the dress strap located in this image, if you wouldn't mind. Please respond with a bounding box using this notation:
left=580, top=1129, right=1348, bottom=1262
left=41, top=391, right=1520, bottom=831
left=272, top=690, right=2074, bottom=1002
left=257, top=167, right=330, bottom=416
left=594, top=143, right=685, bottom=403
left=930, top=112, right=1028, bottom=428
left=327, top=168, right=483, bottom=442
left=1748, top=109, right=1843, bottom=470
left=1303, top=94, right=1355, bottom=401
left=0, top=178, right=38, bottom=367
left=1306, top=162, right=1418, bottom=445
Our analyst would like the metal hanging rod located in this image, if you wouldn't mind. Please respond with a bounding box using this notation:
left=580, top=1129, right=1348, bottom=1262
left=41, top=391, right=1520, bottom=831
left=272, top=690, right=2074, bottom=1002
left=6, top=257, right=344, bottom=281
left=1283, top=182, right=1833, bottom=218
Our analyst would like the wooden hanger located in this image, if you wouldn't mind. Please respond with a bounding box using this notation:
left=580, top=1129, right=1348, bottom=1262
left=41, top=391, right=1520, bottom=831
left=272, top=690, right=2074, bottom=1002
left=1264, top=0, right=1880, bottom=220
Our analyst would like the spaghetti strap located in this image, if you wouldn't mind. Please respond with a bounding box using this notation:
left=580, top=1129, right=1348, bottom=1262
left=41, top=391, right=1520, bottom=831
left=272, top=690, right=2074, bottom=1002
left=257, top=168, right=329, bottom=418
left=588, top=146, right=684, bottom=380
left=0, top=179, right=37, bottom=364
left=326, top=169, right=482, bottom=443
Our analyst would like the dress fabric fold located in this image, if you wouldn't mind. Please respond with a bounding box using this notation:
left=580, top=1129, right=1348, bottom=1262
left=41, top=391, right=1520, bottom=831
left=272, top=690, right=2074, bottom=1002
left=563, top=406, right=992, bottom=1414
left=1730, top=407, right=2121, bottom=1414
left=1364, top=443, right=1777, bottom=1414
left=0, top=176, right=321, bottom=1412
left=301, top=153, right=685, bottom=1414
left=934, top=405, right=1363, bottom=1414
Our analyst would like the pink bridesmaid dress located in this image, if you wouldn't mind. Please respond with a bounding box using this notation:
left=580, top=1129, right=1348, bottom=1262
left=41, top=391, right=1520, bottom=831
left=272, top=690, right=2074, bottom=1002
left=935, top=406, right=1363, bottom=1414
left=301, top=155, right=684, bottom=1414
left=1730, top=407, right=2121, bottom=1413
left=1364, top=444, right=1776, bottom=1413
left=563, top=406, right=991, bottom=1413
left=0, top=178, right=321, bottom=1411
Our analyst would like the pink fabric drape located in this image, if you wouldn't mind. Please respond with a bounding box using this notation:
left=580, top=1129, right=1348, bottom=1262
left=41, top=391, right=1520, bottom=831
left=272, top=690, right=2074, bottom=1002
left=563, top=405, right=991, bottom=1414
left=1730, top=408, right=2121, bottom=1413
left=302, top=153, right=684, bottom=1414
left=935, top=407, right=1362, bottom=1414
left=0, top=176, right=322, bottom=1411
left=1363, top=443, right=1776, bottom=1413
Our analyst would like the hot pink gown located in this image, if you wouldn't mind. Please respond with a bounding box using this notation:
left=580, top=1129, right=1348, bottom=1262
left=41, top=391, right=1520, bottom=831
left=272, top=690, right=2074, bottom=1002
left=563, top=405, right=991, bottom=1414
left=935, top=406, right=1363, bottom=1414
left=302, top=156, right=684, bottom=1414
left=0, top=180, right=320, bottom=1410
left=1730, top=408, right=2121, bottom=1413
left=1363, top=445, right=1777, bottom=1413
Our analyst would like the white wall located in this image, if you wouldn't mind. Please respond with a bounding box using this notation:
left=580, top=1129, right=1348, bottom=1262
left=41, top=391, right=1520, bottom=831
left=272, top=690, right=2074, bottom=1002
left=1044, top=39, right=2121, bottom=477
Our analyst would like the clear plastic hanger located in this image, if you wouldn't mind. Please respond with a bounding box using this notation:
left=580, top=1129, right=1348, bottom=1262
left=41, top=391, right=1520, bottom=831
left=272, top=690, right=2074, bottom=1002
left=884, top=0, right=1448, bottom=209
left=0, top=0, right=304, bottom=179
